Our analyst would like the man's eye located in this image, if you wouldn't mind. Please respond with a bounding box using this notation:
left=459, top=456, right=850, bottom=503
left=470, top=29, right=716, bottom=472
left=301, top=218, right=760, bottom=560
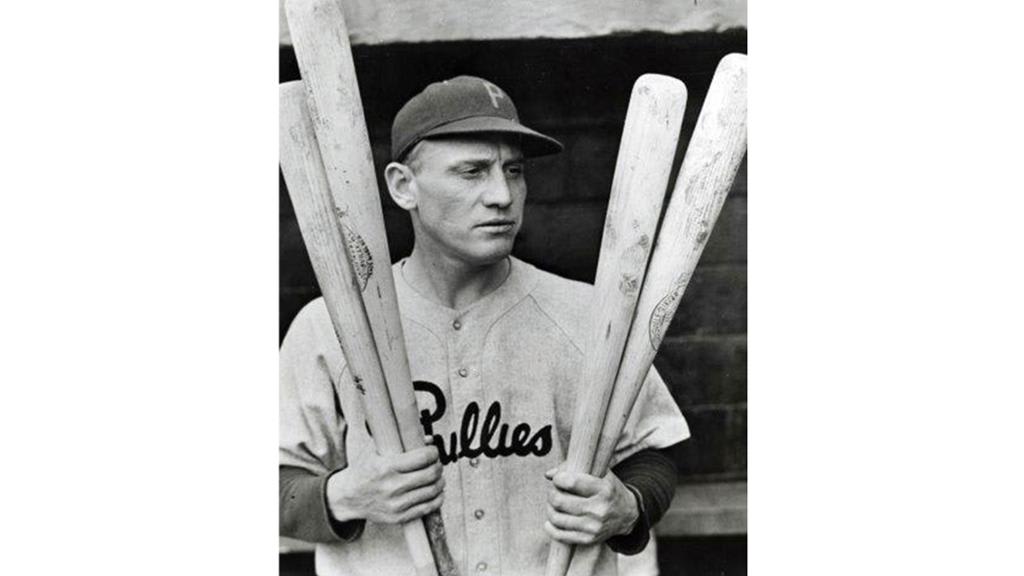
left=460, top=168, right=483, bottom=178
left=506, top=165, right=524, bottom=177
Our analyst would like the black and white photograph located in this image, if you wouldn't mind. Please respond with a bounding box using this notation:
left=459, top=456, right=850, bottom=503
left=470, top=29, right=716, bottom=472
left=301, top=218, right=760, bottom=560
left=8, top=3, right=1024, bottom=576
left=278, top=1, right=746, bottom=574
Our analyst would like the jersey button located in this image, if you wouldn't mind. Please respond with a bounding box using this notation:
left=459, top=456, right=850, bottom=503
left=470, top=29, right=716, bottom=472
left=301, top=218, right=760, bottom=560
left=453, top=319, right=462, bottom=330
left=469, top=457, right=480, bottom=467
left=474, top=509, right=485, bottom=519
left=458, top=368, right=469, bottom=378
left=476, top=562, right=487, bottom=572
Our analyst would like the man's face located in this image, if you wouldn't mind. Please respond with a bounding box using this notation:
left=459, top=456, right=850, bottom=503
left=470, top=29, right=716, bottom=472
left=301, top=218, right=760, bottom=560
left=404, top=137, right=526, bottom=267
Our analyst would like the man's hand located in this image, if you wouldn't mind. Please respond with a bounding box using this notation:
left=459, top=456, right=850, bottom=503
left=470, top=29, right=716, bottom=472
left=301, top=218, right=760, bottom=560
left=543, top=466, right=640, bottom=545
left=326, top=438, right=444, bottom=525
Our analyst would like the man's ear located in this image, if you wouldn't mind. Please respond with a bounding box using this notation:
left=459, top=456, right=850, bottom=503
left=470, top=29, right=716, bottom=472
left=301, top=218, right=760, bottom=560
left=385, top=162, right=417, bottom=211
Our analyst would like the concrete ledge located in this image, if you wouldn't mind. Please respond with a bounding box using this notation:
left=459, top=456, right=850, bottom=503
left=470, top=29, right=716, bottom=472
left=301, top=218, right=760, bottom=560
left=280, top=481, right=746, bottom=553
left=280, top=0, right=747, bottom=46
left=657, top=481, right=747, bottom=536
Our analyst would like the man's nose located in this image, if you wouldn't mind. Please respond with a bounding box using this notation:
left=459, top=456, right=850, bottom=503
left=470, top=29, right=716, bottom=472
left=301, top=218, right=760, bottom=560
left=481, top=170, right=514, bottom=208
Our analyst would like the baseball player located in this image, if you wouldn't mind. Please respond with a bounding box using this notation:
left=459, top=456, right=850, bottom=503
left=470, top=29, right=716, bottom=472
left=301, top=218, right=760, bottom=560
left=280, top=76, right=689, bottom=575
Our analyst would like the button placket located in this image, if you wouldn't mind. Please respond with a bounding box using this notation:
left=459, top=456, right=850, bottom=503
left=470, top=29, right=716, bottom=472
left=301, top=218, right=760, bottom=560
left=464, top=456, right=495, bottom=573
left=453, top=316, right=470, bottom=382
left=452, top=312, right=496, bottom=574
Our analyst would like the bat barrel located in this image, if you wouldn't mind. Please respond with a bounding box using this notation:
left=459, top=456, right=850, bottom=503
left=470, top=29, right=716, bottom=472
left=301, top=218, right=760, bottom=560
left=546, top=73, right=687, bottom=576
left=285, top=0, right=457, bottom=571
left=285, top=0, right=428, bottom=456
left=590, top=53, right=748, bottom=480
left=280, top=80, right=441, bottom=576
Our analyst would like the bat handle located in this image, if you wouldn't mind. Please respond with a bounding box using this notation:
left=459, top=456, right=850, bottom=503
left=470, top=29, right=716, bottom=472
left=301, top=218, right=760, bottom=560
left=402, top=520, right=440, bottom=576
left=545, top=540, right=574, bottom=576
left=423, top=510, right=459, bottom=575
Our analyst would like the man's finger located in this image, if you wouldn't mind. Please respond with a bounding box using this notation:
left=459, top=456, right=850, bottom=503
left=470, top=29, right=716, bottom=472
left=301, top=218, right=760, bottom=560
left=391, top=445, right=440, bottom=472
left=543, top=463, right=564, bottom=480
left=394, top=462, right=444, bottom=494
left=546, top=505, right=600, bottom=535
left=548, top=488, right=589, bottom=515
left=552, top=470, right=604, bottom=496
left=543, top=521, right=596, bottom=545
left=395, top=479, right=445, bottom=512
left=397, top=492, right=445, bottom=523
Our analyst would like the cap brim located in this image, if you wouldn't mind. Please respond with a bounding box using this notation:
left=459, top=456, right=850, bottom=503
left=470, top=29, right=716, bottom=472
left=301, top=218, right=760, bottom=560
left=419, top=116, right=564, bottom=158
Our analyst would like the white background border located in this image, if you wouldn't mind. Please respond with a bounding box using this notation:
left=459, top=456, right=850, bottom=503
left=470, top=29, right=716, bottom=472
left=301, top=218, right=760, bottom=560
left=3, top=1, right=1022, bottom=574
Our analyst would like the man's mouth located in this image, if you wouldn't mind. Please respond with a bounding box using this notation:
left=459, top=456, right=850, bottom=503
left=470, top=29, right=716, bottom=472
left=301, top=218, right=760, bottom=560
left=477, top=219, right=516, bottom=233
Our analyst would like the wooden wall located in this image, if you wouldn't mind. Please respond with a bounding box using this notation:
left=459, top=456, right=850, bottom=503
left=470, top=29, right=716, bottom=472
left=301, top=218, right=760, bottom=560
left=279, top=30, right=747, bottom=484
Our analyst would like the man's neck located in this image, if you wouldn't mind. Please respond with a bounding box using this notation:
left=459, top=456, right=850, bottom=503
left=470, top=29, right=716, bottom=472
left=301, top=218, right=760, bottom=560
left=403, top=248, right=511, bottom=310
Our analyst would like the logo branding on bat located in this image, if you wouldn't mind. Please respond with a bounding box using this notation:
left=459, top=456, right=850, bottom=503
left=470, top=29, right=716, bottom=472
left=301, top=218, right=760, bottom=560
left=648, top=272, right=691, bottom=350
left=334, top=209, right=373, bottom=291
left=414, top=380, right=552, bottom=465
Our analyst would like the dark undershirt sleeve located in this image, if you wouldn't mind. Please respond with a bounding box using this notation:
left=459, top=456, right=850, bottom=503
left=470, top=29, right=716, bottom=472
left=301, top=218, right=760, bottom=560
left=280, top=465, right=365, bottom=544
left=605, top=446, right=680, bottom=555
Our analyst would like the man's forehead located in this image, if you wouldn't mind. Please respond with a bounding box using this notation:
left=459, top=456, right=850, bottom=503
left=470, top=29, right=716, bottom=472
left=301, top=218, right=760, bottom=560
left=417, top=136, right=524, bottom=163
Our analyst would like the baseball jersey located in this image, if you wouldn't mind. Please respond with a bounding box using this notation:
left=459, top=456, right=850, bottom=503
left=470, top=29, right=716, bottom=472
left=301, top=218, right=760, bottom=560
left=279, top=256, right=689, bottom=576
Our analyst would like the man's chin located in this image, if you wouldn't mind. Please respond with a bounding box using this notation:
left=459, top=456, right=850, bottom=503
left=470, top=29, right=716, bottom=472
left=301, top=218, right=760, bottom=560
left=471, top=251, right=513, bottom=268
left=464, top=241, right=515, bottom=268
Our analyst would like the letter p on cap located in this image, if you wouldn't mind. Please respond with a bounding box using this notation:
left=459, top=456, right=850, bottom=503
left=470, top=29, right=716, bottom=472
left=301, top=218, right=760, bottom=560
left=482, top=81, right=505, bottom=109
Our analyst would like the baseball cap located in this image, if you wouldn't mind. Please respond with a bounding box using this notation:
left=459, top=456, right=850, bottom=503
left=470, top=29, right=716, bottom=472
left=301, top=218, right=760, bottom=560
left=391, top=75, right=564, bottom=161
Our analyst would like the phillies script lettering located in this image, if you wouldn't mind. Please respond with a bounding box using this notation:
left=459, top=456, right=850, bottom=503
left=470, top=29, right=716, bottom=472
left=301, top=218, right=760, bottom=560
left=414, top=381, right=552, bottom=465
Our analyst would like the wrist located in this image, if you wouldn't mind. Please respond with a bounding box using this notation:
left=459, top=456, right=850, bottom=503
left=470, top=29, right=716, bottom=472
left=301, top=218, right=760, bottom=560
left=617, top=483, right=642, bottom=536
left=325, top=468, right=360, bottom=523
left=604, top=483, right=651, bottom=555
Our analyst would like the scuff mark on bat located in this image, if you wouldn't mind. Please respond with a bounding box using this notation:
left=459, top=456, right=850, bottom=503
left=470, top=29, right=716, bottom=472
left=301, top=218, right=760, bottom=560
left=603, top=221, right=617, bottom=246
left=353, top=375, right=366, bottom=395
left=695, top=220, right=711, bottom=245
left=619, top=273, right=640, bottom=295
left=617, top=237, right=652, bottom=295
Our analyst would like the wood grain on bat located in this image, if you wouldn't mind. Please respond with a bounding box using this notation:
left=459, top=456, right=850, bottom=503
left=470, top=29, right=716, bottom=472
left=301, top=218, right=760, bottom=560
left=593, top=53, right=748, bottom=482
left=280, top=81, right=440, bottom=576
left=285, top=0, right=424, bottom=457
left=545, top=73, right=687, bottom=576
left=285, top=0, right=456, bottom=571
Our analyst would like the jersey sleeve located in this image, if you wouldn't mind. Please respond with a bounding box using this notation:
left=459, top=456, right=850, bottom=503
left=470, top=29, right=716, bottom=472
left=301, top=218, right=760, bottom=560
left=608, top=366, right=690, bottom=468
left=280, top=299, right=366, bottom=542
left=279, top=299, right=350, bottom=478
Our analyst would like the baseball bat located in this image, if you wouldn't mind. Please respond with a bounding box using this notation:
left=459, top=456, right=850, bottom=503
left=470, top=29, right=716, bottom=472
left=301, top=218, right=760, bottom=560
left=563, top=53, right=748, bottom=574
left=284, top=0, right=456, bottom=573
left=545, top=74, right=687, bottom=576
left=280, top=82, right=440, bottom=576
left=591, top=53, right=748, bottom=480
